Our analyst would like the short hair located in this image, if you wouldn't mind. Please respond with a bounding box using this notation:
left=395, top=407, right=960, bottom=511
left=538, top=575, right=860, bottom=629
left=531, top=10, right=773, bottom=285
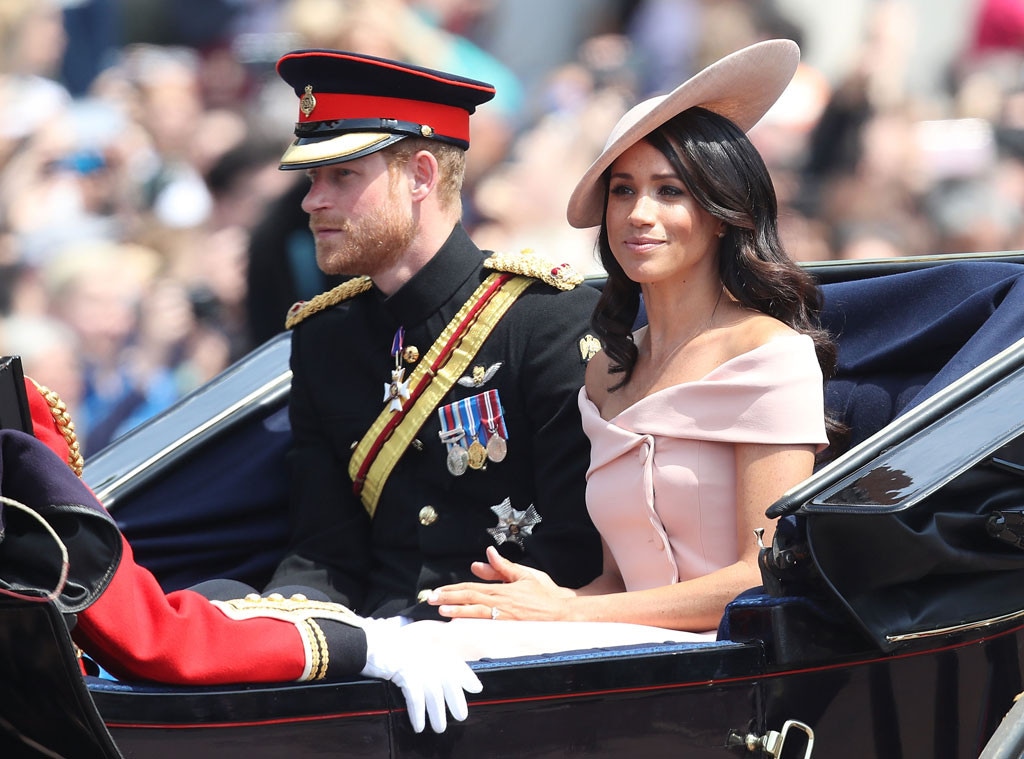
left=384, top=137, right=465, bottom=214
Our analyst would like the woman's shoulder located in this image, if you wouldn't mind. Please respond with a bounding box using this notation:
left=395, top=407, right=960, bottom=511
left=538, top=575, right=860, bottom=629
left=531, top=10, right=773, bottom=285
left=584, top=348, right=612, bottom=406
left=719, top=308, right=799, bottom=361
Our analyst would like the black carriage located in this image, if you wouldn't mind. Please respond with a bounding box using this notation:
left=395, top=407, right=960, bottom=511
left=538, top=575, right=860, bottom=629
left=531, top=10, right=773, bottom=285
left=4, top=251, right=1024, bottom=758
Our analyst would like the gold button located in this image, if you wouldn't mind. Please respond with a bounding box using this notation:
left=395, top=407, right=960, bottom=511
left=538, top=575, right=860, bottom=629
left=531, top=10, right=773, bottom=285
left=419, top=505, right=438, bottom=526
left=416, top=589, right=433, bottom=603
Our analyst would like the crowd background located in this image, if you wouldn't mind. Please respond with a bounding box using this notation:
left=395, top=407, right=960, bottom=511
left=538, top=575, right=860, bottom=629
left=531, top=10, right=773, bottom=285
left=0, top=0, right=1022, bottom=455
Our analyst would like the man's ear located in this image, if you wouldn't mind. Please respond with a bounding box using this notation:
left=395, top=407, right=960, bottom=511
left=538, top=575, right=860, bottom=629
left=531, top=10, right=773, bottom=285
left=408, top=149, right=439, bottom=203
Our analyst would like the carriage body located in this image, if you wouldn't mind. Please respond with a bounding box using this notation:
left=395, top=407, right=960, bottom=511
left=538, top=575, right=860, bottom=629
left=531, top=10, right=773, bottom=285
left=5, top=251, right=1024, bottom=757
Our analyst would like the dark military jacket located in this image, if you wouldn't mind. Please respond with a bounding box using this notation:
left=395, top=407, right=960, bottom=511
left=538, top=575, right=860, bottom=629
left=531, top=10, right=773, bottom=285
left=267, top=224, right=603, bottom=618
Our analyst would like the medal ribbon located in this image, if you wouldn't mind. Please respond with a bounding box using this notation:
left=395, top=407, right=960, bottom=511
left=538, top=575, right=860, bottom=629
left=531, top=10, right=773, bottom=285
left=437, top=403, right=464, bottom=448
left=349, top=273, right=535, bottom=516
left=391, top=327, right=405, bottom=362
left=456, top=397, right=481, bottom=443
left=480, top=389, right=507, bottom=440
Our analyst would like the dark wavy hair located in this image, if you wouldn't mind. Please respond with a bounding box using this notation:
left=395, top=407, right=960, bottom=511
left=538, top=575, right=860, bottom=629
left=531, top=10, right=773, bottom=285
left=591, top=106, right=845, bottom=449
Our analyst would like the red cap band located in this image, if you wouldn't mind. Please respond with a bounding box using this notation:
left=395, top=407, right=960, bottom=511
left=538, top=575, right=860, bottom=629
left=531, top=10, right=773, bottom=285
left=299, top=92, right=470, bottom=142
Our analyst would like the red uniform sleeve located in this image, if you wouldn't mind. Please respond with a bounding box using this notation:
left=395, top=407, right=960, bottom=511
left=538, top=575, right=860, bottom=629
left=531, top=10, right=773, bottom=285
left=73, top=536, right=308, bottom=685
left=23, top=377, right=309, bottom=685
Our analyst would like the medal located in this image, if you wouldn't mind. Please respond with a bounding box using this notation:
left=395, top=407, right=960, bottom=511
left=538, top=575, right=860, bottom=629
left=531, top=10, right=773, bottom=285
left=438, top=406, right=468, bottom=477
left=487, top=498, right=542, bottom=549
left=384, top=367, right=410, bottom=412
left=456, top=397, right=487, bottom=470
left=467, top=436, right=487, bottom=470
left=486, top=434, right=507, bottom=463
left=481, top=389, right=508, bottom=463
left=439, top=393, right=505, bottom=475
left=383, top=327, right=411, bottom=412
left=446, top=445, right=469, bottom=476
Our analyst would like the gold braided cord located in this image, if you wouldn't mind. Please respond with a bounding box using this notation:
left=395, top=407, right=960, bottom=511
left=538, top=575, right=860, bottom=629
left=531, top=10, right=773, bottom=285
left=483, top=249, right=583, bottom=290
left=304, top=619, right=329, bottom=681
left=28, top=380, right=84, bottom=478
left=349, top=275, right=535, bottom=516
left=285, top=276, right=373, bottom=330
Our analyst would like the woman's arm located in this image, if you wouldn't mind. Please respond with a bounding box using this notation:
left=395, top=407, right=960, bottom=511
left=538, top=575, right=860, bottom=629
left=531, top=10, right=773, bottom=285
left=431, top=442, right=815, bottom=631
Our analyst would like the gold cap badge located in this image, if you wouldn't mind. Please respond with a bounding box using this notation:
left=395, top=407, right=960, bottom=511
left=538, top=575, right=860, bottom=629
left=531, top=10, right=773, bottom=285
left=300, top=85, right=317, bottom=117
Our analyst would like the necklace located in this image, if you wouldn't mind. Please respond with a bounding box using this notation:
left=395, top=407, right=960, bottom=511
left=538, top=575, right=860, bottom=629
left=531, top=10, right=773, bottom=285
left=650, top=286, right=724, bottom=365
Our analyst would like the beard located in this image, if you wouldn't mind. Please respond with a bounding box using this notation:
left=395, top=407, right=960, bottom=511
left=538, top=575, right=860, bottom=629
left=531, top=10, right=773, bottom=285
left=311, top=198, right=418, bottom=278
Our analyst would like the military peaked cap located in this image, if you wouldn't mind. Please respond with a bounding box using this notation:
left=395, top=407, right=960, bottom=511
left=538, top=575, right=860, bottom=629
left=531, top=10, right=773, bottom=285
left=276, top=49, right=496, bottom=170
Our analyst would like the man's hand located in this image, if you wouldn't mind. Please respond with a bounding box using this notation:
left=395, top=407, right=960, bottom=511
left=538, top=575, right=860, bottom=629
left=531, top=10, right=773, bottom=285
left=360, top=617, right=482, bottom=733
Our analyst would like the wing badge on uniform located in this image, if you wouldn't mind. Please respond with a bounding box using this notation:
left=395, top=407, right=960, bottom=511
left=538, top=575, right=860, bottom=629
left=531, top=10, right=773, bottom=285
left=486, top=498, right=542, bottom=549
left=457, top=362, right=502, bottom=388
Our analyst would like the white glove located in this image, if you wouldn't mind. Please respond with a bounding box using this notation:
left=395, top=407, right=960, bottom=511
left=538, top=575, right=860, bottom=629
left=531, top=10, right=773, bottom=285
left=360, top=618, right=483, bottom=733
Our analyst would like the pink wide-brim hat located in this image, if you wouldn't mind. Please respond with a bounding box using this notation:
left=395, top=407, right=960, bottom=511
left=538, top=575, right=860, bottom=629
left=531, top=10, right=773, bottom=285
left=566, top=39, right=800, bottom=229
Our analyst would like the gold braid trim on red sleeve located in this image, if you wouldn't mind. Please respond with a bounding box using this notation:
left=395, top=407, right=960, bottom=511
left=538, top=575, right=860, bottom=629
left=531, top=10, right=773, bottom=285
left=29, top=379, right=84, bottom=478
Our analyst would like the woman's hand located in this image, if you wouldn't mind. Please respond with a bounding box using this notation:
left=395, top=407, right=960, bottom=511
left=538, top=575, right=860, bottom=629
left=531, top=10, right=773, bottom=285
left=429, top=547, right=575, bottom=621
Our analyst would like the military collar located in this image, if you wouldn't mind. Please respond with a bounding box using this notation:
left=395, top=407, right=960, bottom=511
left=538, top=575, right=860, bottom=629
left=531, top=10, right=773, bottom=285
left=379, top=224, right=482, bottom=326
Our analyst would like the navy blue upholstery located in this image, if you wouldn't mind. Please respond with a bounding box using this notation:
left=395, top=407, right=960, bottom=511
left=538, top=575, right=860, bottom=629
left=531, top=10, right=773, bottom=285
left=115, top=406, right=292, bottom=591
left=821, top=261, right=1024, bottom=445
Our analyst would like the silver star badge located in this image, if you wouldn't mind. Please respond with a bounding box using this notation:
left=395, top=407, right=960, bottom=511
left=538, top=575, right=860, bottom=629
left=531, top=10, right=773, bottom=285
left=486, top=498, right=542, bottom=549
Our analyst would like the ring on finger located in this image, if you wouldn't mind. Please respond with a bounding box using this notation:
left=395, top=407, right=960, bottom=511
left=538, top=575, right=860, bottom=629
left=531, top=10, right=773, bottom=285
left=490, top=606, right=500, bottom=620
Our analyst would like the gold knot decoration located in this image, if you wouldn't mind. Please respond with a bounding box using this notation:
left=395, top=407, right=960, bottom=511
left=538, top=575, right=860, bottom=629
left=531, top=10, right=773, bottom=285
left=285, top=276, right=374, bottom=329
left=483, top=250, right=584, bottom=291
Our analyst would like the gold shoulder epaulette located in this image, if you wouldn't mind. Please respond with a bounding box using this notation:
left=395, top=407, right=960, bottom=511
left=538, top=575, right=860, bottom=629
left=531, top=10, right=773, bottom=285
left=483, top=249, right=584, bottom=291
left=285, top=276, right=373, bottom=330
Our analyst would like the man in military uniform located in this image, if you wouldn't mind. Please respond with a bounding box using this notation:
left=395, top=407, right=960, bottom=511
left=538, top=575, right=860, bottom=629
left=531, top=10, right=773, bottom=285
left=265, top=49, right=603, bottom=620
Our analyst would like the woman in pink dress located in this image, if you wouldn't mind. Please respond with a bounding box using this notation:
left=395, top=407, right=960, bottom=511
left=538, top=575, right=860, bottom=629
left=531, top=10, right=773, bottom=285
left=428, top=39, right=840, bottom=639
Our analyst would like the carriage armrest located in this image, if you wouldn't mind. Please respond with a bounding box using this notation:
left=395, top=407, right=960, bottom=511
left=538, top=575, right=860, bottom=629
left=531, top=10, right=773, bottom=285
left=720, top=588, right=871, bottom=666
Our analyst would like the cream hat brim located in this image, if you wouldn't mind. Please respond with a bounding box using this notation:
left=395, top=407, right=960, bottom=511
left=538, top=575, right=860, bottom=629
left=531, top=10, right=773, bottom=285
left=566, top=39, right=800, bottom=228
left=279, top=132, right=406, bottom=170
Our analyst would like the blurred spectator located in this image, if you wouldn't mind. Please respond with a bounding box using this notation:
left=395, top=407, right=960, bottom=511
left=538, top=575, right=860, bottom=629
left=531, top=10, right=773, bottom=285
left=0, top=0, right=72, bottom=167
left=0, top=313, right=84, bottom=422
left=2, top=0, right=1024, bottom=449
left=60, top=0, right=121, bottom=96
left=40, top=241, right=170, bottom=452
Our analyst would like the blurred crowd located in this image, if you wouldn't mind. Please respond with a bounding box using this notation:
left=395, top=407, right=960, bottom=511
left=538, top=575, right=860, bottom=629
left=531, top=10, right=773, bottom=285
left=1, top=0, right=1023, bottom=455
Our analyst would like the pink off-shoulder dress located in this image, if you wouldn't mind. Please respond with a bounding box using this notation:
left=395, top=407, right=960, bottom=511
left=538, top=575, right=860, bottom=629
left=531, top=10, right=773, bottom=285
left=428, top=336, right=830, bottom=660
left=580, top=334, right=829, bottom=593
